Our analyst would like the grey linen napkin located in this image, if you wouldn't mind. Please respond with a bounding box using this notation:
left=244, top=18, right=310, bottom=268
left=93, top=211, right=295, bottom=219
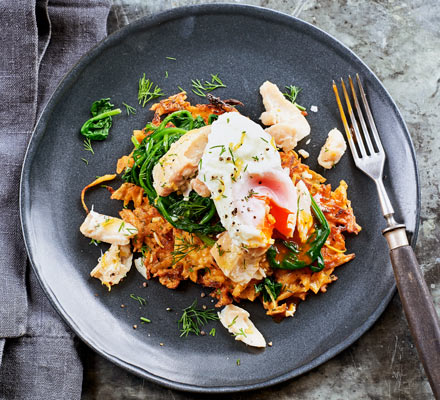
left=0, top=1, right=111, bottom=398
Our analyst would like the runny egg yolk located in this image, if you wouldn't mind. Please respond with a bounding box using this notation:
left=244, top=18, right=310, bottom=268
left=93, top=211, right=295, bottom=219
left=254, top=194, right=295, bottom=239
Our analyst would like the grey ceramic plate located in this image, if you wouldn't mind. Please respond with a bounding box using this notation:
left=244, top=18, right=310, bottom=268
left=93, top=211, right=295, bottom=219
left=20, top=4, right=420, bottom=393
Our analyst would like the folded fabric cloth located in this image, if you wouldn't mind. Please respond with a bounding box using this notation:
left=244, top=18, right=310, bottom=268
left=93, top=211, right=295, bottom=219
left=0, top=1, right=111, bottom=398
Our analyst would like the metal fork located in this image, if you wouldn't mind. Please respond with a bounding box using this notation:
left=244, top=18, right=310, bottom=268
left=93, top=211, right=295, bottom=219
left=333, top=75, right=440, bottom=398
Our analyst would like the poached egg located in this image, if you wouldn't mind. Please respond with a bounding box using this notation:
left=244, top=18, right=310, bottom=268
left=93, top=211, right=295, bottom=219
left=198, top=112, right=297, bottom=248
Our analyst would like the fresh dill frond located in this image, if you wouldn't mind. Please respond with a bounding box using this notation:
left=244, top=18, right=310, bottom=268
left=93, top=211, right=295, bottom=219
left=204, top=74, right=226, bottom=91
left=228, top=315, right=238, bottom=328
left=122, top=102, right=136, bottom=115
left=89, top=239, right=101, bottom=246
left=83, top=138, right=94, bottom=154
left=165, top=71, right=168, bottom=79
left=140, top=317, right=151, bottom=323
left=178, top=300, right=219, bottom=337
left=233, top=328, right=247, bottom=338
left=177, top=86, right=186, bottom=93
left=166, top=56, right=176, bottom=60
left=254, top=277, right=282, bottom=303
left=209, top=328, right=216, bottom=337
left=228, top=146, right=236, bottom=165
left=283, top=85, right=306, bottom=111
left=171, top=235, right=200, bottom=266
left=191, top=79, right=207, bottom=97
left=81, top=158, right=89, bottom=165
left=141, top=244, right=150, bottom=257
left=191, top=74, right=226, bottom=97
left=118, top=221, right=125, bottom=232
left=130, top=294, right=146, bottom=306
left=138, top=74, right=164, bottom=107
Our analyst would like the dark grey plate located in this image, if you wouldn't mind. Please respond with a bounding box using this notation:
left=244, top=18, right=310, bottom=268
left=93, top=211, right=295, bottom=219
left=20, top=4, right=420, bottom=393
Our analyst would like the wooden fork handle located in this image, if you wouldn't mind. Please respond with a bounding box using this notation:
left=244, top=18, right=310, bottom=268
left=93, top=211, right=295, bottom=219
left=387, top=235, right=440, bottom=398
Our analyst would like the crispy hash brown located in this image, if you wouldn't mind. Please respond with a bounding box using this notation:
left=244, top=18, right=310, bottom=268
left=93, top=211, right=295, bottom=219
left=111, top=128, right=361, bottom=318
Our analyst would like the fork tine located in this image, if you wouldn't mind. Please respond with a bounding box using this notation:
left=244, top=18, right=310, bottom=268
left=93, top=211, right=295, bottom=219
left=332, top=80, right=358, bottom=160
left=340, top=78, right=367, bottom=157
left=348, top=75, right=375, bottom=155
left=356, top=74, right=384, bottom=153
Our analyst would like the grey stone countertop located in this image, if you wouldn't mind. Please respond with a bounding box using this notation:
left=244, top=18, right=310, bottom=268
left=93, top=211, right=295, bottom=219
left=81, top=1, right=440, bottom=399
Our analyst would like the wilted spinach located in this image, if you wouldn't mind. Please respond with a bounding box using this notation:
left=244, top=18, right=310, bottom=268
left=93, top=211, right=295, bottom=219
left=255, top=278, right=283, bottom=303
left=80, top=98, right=121, bottom=140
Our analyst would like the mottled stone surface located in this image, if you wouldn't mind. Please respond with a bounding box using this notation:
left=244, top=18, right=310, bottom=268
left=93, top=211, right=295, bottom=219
left=82, top=1, right=440, bottom=398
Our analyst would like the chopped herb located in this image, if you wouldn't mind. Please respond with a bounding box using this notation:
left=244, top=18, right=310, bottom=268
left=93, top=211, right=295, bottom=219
left=124, top=227, right=137, bottom=236
left=138, top=74, right=164, bottom=107
left=178, top=300, right=219, bottom=337
left=122, top=102, right=136, bottom=115
left=228, top=146, right=236, bottom=165
left=260, top=137, right=269, bottom=143
left=118, top=221, right=125, bottom=232
left=89, top=239, right=101, bottom=246
left=244, top=189, right=257, bottom=201
left=165, top=70, right=168, bottom=78
left=81, top=158, right=89, bottom=165
left=209, top=328, right=216, bottom=337
left=83, top=138, right=95, bottom=154
left=210, top=144, right=226, bottom=156
left=171, top=235, right=200, bottom=265
left=140, top=317, right=151, bottom=323
left=236, top=359, right=241, bottom=366
left=283, top=85, right=306, bottom=111
left=234, top=328, right=247, bottom=338
left=255, top=277, right=282, bottom=303
left=191, top=74, right=226, bottom=97
left=166, top=56, right=176, bottom=60
left=141, top=245, right=150, bottom=257
left=178, top=86, right=186, bottom=93
left=130, top=294, right=146, bottom=306
left=228, top=315, right=238, bottom=328
left=252, top=156, right=259, bottom=162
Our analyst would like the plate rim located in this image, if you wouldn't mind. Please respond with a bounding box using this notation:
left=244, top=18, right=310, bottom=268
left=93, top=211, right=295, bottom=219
left=20, top=3, right=421, bottom=393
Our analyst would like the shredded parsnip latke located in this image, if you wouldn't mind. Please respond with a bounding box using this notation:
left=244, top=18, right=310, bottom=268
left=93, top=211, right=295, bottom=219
left=108, top=94, right=361, bottom=318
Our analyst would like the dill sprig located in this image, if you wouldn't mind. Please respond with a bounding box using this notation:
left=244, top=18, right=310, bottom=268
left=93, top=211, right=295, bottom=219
left=283, top=85, right=306, bottom=111
left=81, top=158, right=89, bottom=165
left=83, top=138, right=94, bottom=154
left=171, top=235, right=201, bottom=266
left=122, top=102, right=136, bottom=115
left=178, top=300, right=219, bottom=337
left=191, top=74, right=226, bottom=97
left=140, top=317, right=151, bottom=323
left=233, top=328, right=247, bottom=338
left=138, top=74, right=164, bottom=107
left=130, top=294, right=146, bottom=306
left=141, top=245, right=150, bottom=258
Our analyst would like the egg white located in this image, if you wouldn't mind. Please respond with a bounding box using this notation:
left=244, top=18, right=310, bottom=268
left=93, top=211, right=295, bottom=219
left=198, top=112, right=297, bottom=248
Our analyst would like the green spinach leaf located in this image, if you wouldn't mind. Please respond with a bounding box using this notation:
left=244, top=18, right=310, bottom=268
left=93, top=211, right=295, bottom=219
left=80, top=98, right=121, bottom=141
